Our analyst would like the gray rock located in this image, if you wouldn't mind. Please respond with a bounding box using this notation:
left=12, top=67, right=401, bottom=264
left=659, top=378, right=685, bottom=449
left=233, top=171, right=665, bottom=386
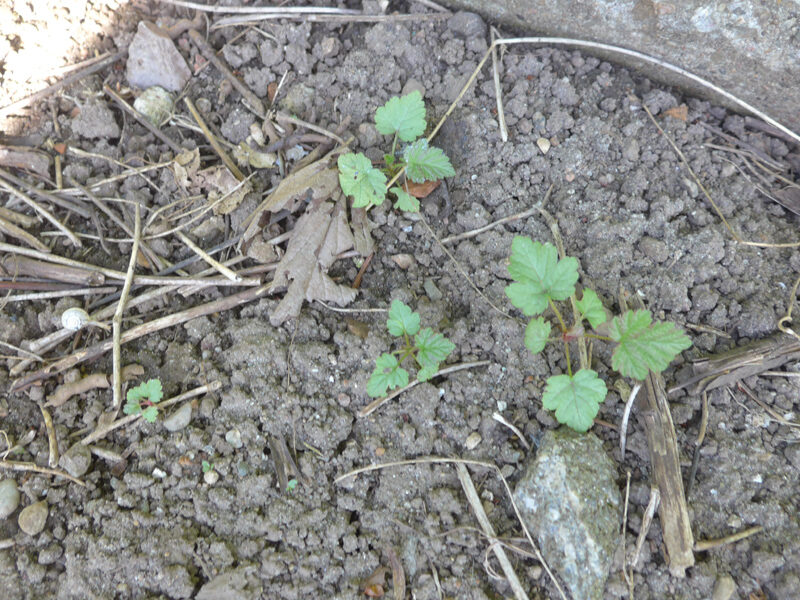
left=18, top=500, right=48, bottom=535
left=514, top=429, right=621, bottom=600
left=0, top=479, right=20, bottom=519
left=59, top=442, right=92, bottom=478
left=447, top=11, right=487, bottom=39
left=126, top=21, right=192, bottom=91
left=712, top=574, right=736, bottom=600
left=225, top=429, right=243, bottom=449
left=196, top=567, right=260, bottom=600
left=71, top=102, right=120, bottom=139
left=163, top=402, right=192, bottom=432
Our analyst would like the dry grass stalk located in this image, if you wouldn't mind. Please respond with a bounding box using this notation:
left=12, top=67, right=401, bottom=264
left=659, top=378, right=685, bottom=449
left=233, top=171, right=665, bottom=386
left=455, top=463, right=529, bottom=600
left=112, top=204, right=140, bottom=411
left=11, top=283, right=273, bottom=391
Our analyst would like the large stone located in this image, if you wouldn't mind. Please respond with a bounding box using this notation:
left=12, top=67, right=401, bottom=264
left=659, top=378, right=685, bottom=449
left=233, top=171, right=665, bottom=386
left=126, top=21, right=191, bottom=92
left=436, top=0, right=800, bottom=135
left=514, top=429, right=621, bottom=600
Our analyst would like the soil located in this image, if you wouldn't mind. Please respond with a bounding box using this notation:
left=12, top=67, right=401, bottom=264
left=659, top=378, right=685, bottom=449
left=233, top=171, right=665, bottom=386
left=1, top=1, right=800, bottom=599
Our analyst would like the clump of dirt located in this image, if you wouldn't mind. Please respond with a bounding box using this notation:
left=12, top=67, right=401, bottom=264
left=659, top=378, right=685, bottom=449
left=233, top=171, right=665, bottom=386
left=1, top=2, right=799, bottom=599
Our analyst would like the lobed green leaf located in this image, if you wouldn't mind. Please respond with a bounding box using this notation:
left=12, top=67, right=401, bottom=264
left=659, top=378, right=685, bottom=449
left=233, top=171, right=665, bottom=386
left=141, top=406, right=159, bottom=423
left=338, top=153, right=387, bottom=208
left=609, top=310, right=692, bottom=380
left=576, top=289, right=607, bottom=329
left=417, top=364, right=438, bottom=382
left=391, top=186, right=420, bottom=212
left=505, top=238, right=579, bottom=316
left=374, top=91, right=426, bottom=142
left=524, top=317, right=551, bottom=354
left=387, top=299, right=420, bottom=337
left=415, top=327, right=455, bottom=370
left=127, top=379, right=163, bottom=404
left=402, top=139, right=455, bottom=183
left=367, top=353, right=409, bottom=397
left=542, top=369, right=607, bottom=433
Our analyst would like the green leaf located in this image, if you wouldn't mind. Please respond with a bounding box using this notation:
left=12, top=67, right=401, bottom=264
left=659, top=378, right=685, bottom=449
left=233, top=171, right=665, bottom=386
left=338, top=153, right=387, bottom=208
left=391, top=186, right=420, bottom=212
left=374, top=91, right=426, bottom=142
left=141, top=405, right=159, bottom=423
left=367, top=353, right=409, bottom=397
left=415, top=327, right=455, bottom=369
left=417, top=363, right=438, bottom=382
left=286, top=478, right=298, bottom=492
left=387, top=299, right=420, bottom=337
left=609, top=310, right=692, bottom=380
left=542, top=369, right=607, bottom=433
left=127, top=379, right=163, bottom=404
left=403, top=139, right=455, bottom=183
left=505, top=237, right=579, bottom=316
left=123, top=397, right=142, bottom=417
left=202, top=460, right=213, bottom=473
left=524, top=317, right=551, bottom=354
left=576, top=289, right=607, bottom=329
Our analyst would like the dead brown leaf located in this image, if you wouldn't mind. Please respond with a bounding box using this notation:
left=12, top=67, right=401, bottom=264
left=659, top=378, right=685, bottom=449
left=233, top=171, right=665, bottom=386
left=240, top=157, right=339, bottom=243
left=269, top=194, right=356, bottom=326
left=193, top=165, right=252, bottom=215
left=774, top=186, right=800, bottom=216
left=350, top=206, right=375, bottom=256
left=384, top=547, right=406, bottom=600
left=404, top=178, right=440, bottom=198
left=663, top=104, right=688, bottom=122
left=171, top=149, right=252, bottom=215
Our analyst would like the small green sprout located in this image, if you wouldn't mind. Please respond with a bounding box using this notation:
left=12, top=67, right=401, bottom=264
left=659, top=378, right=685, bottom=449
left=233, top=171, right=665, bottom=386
left=201, top=460, right=214, bottom=473
left=338, top=91, right=455, bottom=211
left=367, top=300, right=456, bottom=397
left=123, top=378, right=164, bottom=423
left=286, top=478, right=298, bottom=493
left=506, top=237, right=692, bottom=432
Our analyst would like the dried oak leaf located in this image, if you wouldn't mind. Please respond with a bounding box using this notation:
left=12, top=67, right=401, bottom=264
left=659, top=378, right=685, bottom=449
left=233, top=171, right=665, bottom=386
left=240, top=158, right=339, bottom=243
left=269, top=194, right=356, bottom=326
left=171, top=148, right=251, bottom=215
left=193, top=165, right=252, bottom=215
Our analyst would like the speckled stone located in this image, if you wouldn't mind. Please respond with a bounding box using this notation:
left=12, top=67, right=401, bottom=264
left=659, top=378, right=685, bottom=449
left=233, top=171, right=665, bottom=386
left=18, top=500, right=48, bottom=535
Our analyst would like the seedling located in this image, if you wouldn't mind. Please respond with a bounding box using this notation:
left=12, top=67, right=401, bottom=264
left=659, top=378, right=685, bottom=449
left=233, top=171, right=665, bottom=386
left=367, top=299, right=456, bottom=397
left=286, top=478, right=298, bottom=493
left=338, top=91, right=455, bottom=212
left=201, top=460, right=214, bottom=473
left=505, top=237, right=691, bottom=432
left=123, top=378, right=164, bottom=423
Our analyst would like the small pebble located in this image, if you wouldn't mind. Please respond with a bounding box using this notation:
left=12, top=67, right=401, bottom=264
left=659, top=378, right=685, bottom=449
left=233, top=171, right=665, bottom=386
left=465, top=432, right=482, bottom=450
left=237, top=462, right=250, bottom=477
left=225, top=429, right=243, bottom=449
left=712, top=574, right=736, bottom=600
left=391, top=254, right=414, bottom=270
left=203, top=470, right=219, bottom=485
left=536, top=137, right=551, bottom=154
left=59, top=443, right=92, bottom=478
left=423, top=278, right=443, bottom=302
left=536, top=138, right=551, bottom=154
left=0, top=479, right=20, bottom=519
left=18, top=500, right=48, bottom=535
left=163, top=403, right=192, bottom=432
